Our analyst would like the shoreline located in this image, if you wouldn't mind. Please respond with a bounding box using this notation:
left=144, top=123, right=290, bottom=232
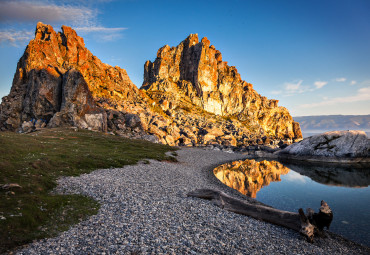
left=15, top=148, right=369, bottom=254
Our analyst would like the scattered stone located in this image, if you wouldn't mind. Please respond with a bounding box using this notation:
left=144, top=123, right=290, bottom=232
left=5, top=191, right=16, bottom=196
left=21, top=121, right=35, bottom=133
left=1, top=183, right=22, bottom=189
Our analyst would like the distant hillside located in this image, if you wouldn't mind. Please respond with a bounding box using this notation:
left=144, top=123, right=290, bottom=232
left=294, top=115, right=370, bottom=132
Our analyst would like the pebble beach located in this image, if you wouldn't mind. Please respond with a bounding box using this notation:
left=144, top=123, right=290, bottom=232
left=15, top=148, right=370, bottom=254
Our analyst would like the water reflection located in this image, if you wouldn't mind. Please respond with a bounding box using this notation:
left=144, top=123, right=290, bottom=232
left=280, top=161, right=370, bottom=188
left=213, top=159, right=289, bottom=198
left=213, top=159, right=370, bottom=247
left=214, top=160, right=370, bottom=197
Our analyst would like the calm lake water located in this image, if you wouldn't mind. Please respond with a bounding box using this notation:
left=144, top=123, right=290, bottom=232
left=214, top=159, right=370, bottom=247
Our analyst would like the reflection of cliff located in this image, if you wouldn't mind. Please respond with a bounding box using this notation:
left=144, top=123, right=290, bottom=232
left=213, top=160, right=289, bottom=198
left=280, top=161, right=370, bottom=188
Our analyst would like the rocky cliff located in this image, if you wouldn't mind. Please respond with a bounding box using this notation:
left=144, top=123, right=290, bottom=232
left=0, top=22, right=170, bottom=142
left=0, top=23, right=302, bottom=147
left=142, top=34, right=302, bottom=142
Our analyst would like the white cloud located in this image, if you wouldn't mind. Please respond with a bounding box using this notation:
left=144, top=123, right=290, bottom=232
left=0, top=30, right=33, bottom=46
left=335, top=77, right=347, bottom=82
left=100, top=33, right=124, bottom=42
left=281, top=80, right=316, bottom=95
left=110, top=56, right=122, bottom=62
left=300, top=86, right=370, bottom=109
left=0, top=1, right=127, bottom=45
left=75, top=27, right=127, bottom=33
left=75, top=26, right=127, bottom=41
left=284, top=80, right=303, bottom=92
left=314, top=81, right=328, bottom=89
left=0, top=1, right=96, bottom=26
left=270, top=90, right=282, bottom=95
left=74, top=26, right=127, bottom=42
left=350, top=80, right=357, bottom=86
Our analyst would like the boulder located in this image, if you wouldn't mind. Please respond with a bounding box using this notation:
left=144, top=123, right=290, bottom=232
left=278, top=130, right=370, bottom=163
left=21, top=121, right=35, bottom=133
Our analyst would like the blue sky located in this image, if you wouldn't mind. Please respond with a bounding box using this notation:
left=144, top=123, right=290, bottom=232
left=0, top=0, right=369, bottom=116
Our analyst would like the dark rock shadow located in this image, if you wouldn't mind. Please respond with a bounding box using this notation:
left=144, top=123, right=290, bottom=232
left=278, top=159, right=370, bottom=187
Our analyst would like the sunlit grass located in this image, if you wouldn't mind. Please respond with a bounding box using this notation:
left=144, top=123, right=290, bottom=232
left=0, top=128, right=176, bottom=253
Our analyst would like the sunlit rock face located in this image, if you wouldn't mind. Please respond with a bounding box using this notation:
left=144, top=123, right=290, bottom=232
left=0, top=22, right=171, bottom=143
left=213, top=159, right=289, bottom=198
left=142, top=34, right=302, bottom=141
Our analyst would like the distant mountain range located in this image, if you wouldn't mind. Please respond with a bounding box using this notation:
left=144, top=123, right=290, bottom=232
left=294, top=115, right=370, bottom=134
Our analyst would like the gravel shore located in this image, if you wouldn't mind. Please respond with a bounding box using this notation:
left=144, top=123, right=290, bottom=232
left=15, top=148, right=369, bottom=254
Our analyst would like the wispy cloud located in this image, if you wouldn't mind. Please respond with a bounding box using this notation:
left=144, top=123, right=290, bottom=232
left=100, top=33, right=124, bottom=42
left=0, top=1, right=96, bottom=26
left=314, top=81, right=328, bottom=89
left=335, top=77, right=347, bottom=82
left=300, top=86, right=370, bottom=108
left=75, top=27, right=127, bottom=33
left=270, top=80, right=317, bottom=96
left=284, top=80, right=304, bottom=93
left=75, top=26, right=127, bottom=41
left=270, top=90, right=282, bottom=95
left=0, top=30, right=33, bottom=46
left=350, top=80, right=357, bottom=86
left=281, top=80, right=316, bottom=95
left=110, top=56, right=122, bottom=62
left=0, top=1, right=126, bottom=46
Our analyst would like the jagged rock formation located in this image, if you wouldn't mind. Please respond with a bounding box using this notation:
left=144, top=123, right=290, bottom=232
left=213, top=159, right=289, bottom=198
left=0, top=23, right=302, bottom=146
left=142, top=34, right=302, bottom=142
left=0, top=22, right=168, bottom=142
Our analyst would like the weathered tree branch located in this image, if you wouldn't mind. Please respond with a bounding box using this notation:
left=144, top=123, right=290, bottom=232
left=188, top=189, right=333, bottom=243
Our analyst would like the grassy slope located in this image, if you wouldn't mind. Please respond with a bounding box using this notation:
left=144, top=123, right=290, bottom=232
left=0, top=128, right=176, bottom=253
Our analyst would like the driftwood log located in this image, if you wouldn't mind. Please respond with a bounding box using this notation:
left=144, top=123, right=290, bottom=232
left=188, top=189, right=333, bottom=243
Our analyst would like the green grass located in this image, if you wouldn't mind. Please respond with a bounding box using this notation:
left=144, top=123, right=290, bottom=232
left=0, top=128, right=176, bottom=253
